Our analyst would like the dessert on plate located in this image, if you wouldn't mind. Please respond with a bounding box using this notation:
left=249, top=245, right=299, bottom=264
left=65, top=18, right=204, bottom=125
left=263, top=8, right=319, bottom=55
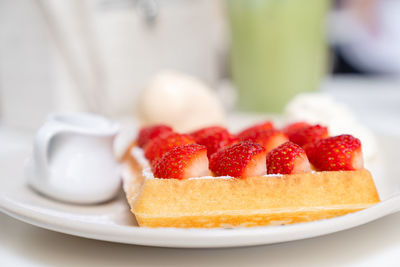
left=122, top=122, right=380, bottom=228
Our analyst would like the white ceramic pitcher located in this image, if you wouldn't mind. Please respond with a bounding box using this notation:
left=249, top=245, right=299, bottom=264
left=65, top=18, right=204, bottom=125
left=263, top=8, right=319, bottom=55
left=26, top=113, right=121, bottom=204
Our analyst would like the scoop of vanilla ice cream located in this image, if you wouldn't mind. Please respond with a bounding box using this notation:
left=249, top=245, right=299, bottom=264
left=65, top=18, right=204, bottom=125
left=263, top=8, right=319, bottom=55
left=284, top=93, right=377, bottom=161
left=137, top=70, right=225, bottom=132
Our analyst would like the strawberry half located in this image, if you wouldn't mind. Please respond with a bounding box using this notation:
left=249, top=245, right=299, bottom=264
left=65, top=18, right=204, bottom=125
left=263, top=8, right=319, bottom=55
left=282, top=121, right=310, bottom=137
left=190, top=126, right=229, bottom=141
left=266, top=142, right=311, bottom=175
left=288, top=124, right=329, bottom=147
left=137, top=124, right=173, bottom=148
left=144, top=132, right=195, bottom=163
left=309, top=134, right=364, bottom=171
left=209, top=142, right=267, bottom=178
left=237, top=121, right=274, bottom=140
left=192, top=128, right=238, bottom=158
left=240, top=129, right=289, bottom=153
left=153, top=144, right=209, bottom=179
left=302, top=141, right=319, bottom=168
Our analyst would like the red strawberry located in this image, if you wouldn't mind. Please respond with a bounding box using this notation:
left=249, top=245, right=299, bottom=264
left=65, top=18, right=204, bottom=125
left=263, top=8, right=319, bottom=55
left=137, top=124, right=173, bottom=148
left=144, top=132, right=195, bottom=163
left=190, top=126, right=229, bottom=141
left=237, top=121, right=274, bottom=140
left=192, top=129, right=238, bottom=158
left=209, top=142, right=267, bottom=178
left=240, top=129, right=289, bottom=153
left=288, top=124, right=329, bottom=147
left=153, top=144, right=209, bottom=179
left=302, top=141, right=319, bottom=168
left=309, top=134, right=364, bottom=171
left=266, top=142, right=311, bottom=175
left=282, top=121, right=310, bottom=137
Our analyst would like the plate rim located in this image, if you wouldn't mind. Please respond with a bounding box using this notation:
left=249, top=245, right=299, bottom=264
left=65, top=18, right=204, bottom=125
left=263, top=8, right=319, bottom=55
left=1, top=193, right=400, bottom=248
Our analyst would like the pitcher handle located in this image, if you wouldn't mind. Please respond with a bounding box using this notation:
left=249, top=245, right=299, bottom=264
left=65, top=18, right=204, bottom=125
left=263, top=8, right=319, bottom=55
left=33, top=120, right=65, bottom=180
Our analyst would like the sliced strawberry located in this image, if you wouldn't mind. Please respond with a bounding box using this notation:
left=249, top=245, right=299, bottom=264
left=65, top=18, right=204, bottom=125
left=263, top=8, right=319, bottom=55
left=240, top=129, right=289, bottom=153
left=288, top=124, right=329, bottom=147
left=282, top=121, right=310, bottom=137
left=209, top=142, right=267, bottom=178
left=137, top=124, right=173, bottom=148
left=266, top=142, right=311, bottom=175
left=153, top=144, right=209, bottom=179
left=190, top=126, right=229, bottom=141
left=193, top=130, right=238, bottom=158
left=237, top=121, right=274, bottom=140
left=310, top=134, right=364, bottom=171
left=144, top=132, right=195, bottom=163
left=302, top=141, right=319, bottom=168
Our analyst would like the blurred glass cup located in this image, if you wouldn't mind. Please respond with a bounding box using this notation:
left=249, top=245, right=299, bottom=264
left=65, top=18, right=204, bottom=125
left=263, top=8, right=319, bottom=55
left=228, top=0, right=330, bottom=113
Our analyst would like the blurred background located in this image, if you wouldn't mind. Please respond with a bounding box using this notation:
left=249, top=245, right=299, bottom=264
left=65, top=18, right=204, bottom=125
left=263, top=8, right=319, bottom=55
left=0, top=0, right=399, bottom=133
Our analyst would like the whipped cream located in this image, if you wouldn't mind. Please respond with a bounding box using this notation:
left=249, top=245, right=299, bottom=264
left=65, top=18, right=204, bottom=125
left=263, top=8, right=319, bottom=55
left=137, top=70, right=225, bottom=132
left=284, top=92, right=377, bottom=161
left=131, top=147, right=150, bottom=169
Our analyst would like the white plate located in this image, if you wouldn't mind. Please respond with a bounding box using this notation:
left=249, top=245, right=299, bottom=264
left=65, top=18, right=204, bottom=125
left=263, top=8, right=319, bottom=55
left=1, top=129, right=400, bottom=248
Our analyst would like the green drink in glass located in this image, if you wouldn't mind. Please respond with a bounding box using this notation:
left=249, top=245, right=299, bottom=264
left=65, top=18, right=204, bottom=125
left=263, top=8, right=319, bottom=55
left=228, top=0, right=330, bottom=113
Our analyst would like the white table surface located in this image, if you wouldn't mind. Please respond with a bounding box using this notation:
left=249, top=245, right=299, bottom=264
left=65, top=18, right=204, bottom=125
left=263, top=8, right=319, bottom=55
left=1, top=76, right=400, bottom=267
left=1, top=211, right=400, bottom=267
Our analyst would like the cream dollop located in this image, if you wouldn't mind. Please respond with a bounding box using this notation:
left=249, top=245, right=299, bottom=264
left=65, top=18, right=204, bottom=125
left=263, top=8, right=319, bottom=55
left=137, top=70, right=225, bottom=132
left=284, top=93, right=377, bottom=161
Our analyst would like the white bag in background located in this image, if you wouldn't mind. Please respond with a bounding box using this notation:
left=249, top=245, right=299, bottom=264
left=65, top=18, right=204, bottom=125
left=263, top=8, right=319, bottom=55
left=0, top=0, right=227, bottom=129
